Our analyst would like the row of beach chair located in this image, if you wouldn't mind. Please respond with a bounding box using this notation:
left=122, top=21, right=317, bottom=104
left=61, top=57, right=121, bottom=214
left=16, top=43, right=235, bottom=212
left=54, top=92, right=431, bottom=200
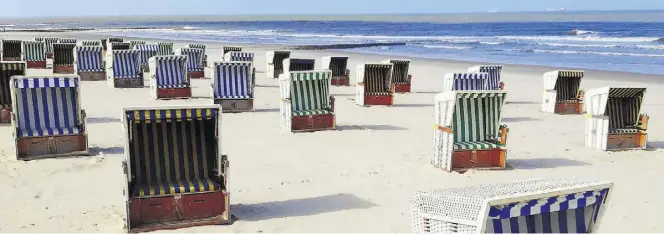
left=0, top=36, right=629, bottom=233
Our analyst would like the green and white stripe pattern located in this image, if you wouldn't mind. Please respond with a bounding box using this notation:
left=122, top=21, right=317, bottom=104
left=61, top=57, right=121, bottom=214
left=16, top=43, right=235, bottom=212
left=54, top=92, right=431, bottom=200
left=37, top=37, right=59, bottom=54
left=157, top=42, right=174, bottom=55
left=21, top=41, right=45, bottom=61
left=290, top=71, right=332, bottom=116
left=452, top=92, right=506, bottom=150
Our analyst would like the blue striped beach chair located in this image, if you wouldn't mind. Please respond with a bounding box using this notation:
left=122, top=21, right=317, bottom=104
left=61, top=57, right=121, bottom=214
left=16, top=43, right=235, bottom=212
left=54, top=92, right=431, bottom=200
left=433, top=90, right=508, bottom=172
left=355, top=63, right=394, bottom=106
left=148, top=55, right=190, bottom=99
left=121, top=105, right=230, bottom=232
left=52, top=43, right=76, bottom=74
left=80, top=40, right=101, bottom=47
left=469, top=65, right=504, bottom=90
left=107, top=50, right=143, bottom=88
left=2, top=39, right=22, bottom=61
left=10, top=76, right=88, bottom=160
left=74, top=46, right=106, bottom=81
left=223, top=51, right=256, bottom=84
left=188, top=43, right=207, bottom=66
left=21, top=41, right=47, bottom=68
left=266, top=50, right=290, bottom=78
left=134, top=44, right=159, bottom=72
left=382, top=59, right=412, bottom=92
left=323, top=56, right=350, bottom=86
left=585, top=87, right=648, bottom=151
left=211, top=61, right=254, bottom=112
left=443, top=73, right=489, bottom=92
left=279, top=70, right=335, bottom=132
left=0, top=62, right=26, bottom=124
left=222, top=46, right=242, bottom=59
left=157, top=42, right=174, bottom=56
left=542, top=70, right=585, bottom=114
left=180, top=48, right=205, bottom=78
left=411, top=179, right=614, bottom=233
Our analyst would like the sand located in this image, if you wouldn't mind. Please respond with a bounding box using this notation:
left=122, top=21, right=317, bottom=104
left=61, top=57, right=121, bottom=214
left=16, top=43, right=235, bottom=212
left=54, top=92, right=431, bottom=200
left=0, top=31, right=663, bottom=233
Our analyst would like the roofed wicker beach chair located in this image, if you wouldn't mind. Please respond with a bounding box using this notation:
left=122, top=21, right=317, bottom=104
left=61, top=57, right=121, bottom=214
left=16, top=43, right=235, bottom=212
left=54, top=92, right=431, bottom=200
left=433, top=90, right=508, bottom=172
left=21, top=41, right=47, bottom=69
left=211, top=61, right=254, bottom=112
left=121, top=105, right=230, bottom=232
left=101, top=37, right=123, bottom=56
left=383, top=59, right=412, bottom=92
left=11, top=76, right=88, bottom=160
left=156, top=42, right=174, bottom=56
left=188, top=43, right=207, bottom=66
left=148, top=55, right=191, bottom=99
left=266, top=50, right=291, bottom=78
left=542, top=70, right=585, bottom=114
left=0, top=62, right=25, bottom=124
left=284, top=58, right=315, bottom=73
left=443, top=73, right=489, bottom=92
left=356, top=63, right=394, bottom=106
left=37, top=37, right=58, bottom=59
left=52, top=43, right=76, bottom=74
left=469, top=65, right=504, bottom=90
left=585, top=87, right=648, bottom=151
left=74, top=46, right=106, bottom=81
left=279, top=70, right=335, bottom=132
left=410, top=178, right=614, bottom=233
left=134, top=44, right=159, bottom=72
left=58, top=38, right=76, bottom=44
left=129, top=40, right=146, bottom=48
left=2, top=39, right=22, bottom=61
left=106, top=50, right=143, bottom=88
left=79, top=40, right=101, bottom=47
left=180, top=48, right=205, bottom=79
left=322, top=56, right=350, bottom=86
left=222, top=46, right=242, bottom=59
left=222, top=51, right=256, bottom=84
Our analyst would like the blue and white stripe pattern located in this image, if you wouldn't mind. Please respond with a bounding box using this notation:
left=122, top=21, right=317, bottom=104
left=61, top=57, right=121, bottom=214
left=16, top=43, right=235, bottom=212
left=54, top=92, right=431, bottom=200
left=76, top=46, right=103, bottom=72
left=154, top=56, right=188, bottom=88
left=486, top=189, right=609, bottom=233
left=13, top=77, right=80, bottom=137
left=134, top=44, right=159, bottom=67
left=453, top=73, right=488, bottom=91
left=112, top=50, right=140, bottom=79
left=225, top=51, right=255, bottom=62
left=180, top=48, right=204, bottom=72
left=214, top=62, right=252, bottom=99
left=473, top=65, right=503, bottom=90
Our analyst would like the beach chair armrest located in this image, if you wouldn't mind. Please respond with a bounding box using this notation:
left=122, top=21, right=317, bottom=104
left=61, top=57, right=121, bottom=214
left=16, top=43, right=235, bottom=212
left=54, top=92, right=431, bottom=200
left=435, top=124, right=453, bottom=133
left=407, top=74, right=412, bottom=82
left=330, top=96, right=335, bottom=112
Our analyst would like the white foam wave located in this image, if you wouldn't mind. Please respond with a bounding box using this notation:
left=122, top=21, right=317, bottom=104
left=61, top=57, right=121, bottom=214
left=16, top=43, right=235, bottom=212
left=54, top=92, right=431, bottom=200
left=498, top=35, right=658, bottom=43
left=422, top=45, right=471, bottom=50
left=540, top=43, right=618, bottom=48
left=0, top=24, right=16, bottom=27
left=636, top=45, right=664, bottom=50
left=479, top=41, right=503, bottom=45
left=534, top=49, right=664, bottom=57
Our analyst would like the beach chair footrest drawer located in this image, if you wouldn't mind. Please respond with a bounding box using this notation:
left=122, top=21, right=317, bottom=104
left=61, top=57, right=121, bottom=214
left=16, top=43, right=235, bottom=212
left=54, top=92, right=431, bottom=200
left=451, top=148, right=505, bottom=171
left=291, top=114, right=335, bottom=132
left=0, top=107, right=11, bottom=124
left=157, top=87, right=192, bottom=99
left=392, top=82, right=411, bottom=93
left=113, top=78, right=144, bottom=88
left=364, top=94, right=394, bottom=106
left=607, top=132, right=646, bottom=150
left=78, top=71, right=107, bottom=81
left=215, top=99, right=254, bottom=113
left=53, top=65, right=75, bottom=74
left=331, top=75, right=350, bottom=86
left=26, top=61, right=47, bottom=69
left=16, top=134, right=88, bottom=160
left=188, top=71, right=205, bottom=79
left=554, top=102, right=583, bottom=114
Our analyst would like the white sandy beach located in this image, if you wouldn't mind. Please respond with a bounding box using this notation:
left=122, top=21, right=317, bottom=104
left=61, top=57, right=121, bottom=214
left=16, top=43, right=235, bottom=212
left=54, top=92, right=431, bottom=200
left=0, top=31, right=663, bottom=233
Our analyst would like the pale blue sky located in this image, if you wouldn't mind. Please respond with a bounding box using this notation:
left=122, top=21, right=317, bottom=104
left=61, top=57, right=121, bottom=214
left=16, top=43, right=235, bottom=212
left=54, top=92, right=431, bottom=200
left=2, top=0, right=664, bottom=18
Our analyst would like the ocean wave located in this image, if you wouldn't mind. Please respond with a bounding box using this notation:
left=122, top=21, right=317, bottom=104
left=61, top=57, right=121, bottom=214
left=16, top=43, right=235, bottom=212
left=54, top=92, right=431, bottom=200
left=636, top=45, right=664, bottom=50
left=568, top=29, right=598, bottom=35
left=498, top=35, right=659, bottom=43
left=0, top=24, right=16, bottom=27
left=479, top=41, right=503, bottom=45
left=533, top=49, right=664, bottom=57
left=421, top=45, right=472, bottom=50
left=540, top=42, right=618, bottom=48
left=655, top=38, right=664, bottom=43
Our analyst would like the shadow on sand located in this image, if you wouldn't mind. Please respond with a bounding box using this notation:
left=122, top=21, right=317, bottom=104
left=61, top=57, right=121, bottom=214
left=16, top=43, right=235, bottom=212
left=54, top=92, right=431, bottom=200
left=87, top=117, right=120, bottom=124
left=502, top=117, right=541, bottom=122
left=232, top=193, right=376, bottom=221
left=508, top=158, right=590, bottom=170
left=89, top=146, right=125, bottom=155
left=337, top=125, right=407, bottom=131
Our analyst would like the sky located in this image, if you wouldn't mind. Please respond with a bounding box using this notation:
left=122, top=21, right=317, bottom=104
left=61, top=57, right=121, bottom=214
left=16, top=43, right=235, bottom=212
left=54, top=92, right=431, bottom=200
left=2, top=0, right=664, bottom=18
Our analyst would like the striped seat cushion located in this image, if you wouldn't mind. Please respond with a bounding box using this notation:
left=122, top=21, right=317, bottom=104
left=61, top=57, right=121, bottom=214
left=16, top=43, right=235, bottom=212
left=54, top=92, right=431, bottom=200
left=293, top=109, right=332, bottom=117
left=133, top=178, right=221, bottom=197
left=475, top=65, right=503, bottom=90
left=555, top=76, right=581, bottom=102
left=157, top=42, right=174, bottom=55
left=454, top=141, right=501, bottom=150
left=134, top=45, right=159, bottom=66
left=452, top=92, right=506, bottom=147
left=13, top=77, right=80, bottom=137
left=609, top=128, right=640, bottom=134
left=605, top=88, right=645, bottom=130
left=213, top=62, right=253, bottom=99
left=225, top=51, right=254, bottom=62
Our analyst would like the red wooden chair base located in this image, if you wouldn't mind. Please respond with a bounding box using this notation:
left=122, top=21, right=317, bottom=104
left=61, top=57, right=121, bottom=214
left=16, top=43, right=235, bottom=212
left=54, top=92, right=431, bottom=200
left=291, top=114, right=335, bottom=132
left=113, top=78, right=144, bottom=88
left=331, top=75, right=350, bottom=86
left=364, top=95, right=394, bottom=106
left=16, top=134, right=88, bottom=160
left=53, top=65, right=75, bottom=74
left=157, top=87, right=192, bottom=99
left=79, top=71, right=107, bottom=81
left=554, top=102, right=583, bottom=114
left=26, top=61, right=47, bottom=69
left=188, top=71, right=205, bottom=79
left=607, top=133, right=647, bottom=150
left=450, top=148, right=506, bottom=172
left=392, top=82, right=411, bottom=93
left=215, top=99, right=254, bottom=113
left=128, top=191, right=229, bottom=233
left=0, top=108, right=11, bottom=124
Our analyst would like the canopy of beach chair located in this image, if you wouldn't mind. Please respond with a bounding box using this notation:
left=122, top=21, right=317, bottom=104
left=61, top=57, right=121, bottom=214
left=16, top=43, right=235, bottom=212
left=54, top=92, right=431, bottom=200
left=75, top=46, right=104, bottom=72
left=21, top=41, right=45, bottom=62
left=444, top=73, right=489, bottom=92
left=111, top=50, right=140, bottom=78
left=151, top=55, right=188, bottom=88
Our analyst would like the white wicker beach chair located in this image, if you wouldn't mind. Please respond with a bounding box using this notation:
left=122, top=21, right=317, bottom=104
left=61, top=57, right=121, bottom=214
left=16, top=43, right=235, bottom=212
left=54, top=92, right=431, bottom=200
left=266, top=51, right=291, bottom=79
left=211, top=61, right=254, bottom=112
left=585, top=87, right=648, bottom=151
left=382, top=59, right=412, bottom=92
left=356, top=63, right=394, bottom=106
left=542, top=70, right=585, bottom=114
left=106, top=50, right=142, bottom=88
left=21, top=41, right=47, bottom=69
left=322, top=56, right=350, bottom=86
left=411, top=179, right=614, bottom=233
left=74, top=46, right=105, bottom=81
left=279, top=70, right=335, bottom=132
left=148, top=55, right=190, bottom=99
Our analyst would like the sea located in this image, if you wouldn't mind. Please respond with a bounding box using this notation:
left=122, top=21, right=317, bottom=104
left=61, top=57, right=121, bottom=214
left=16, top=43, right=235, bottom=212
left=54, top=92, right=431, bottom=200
left=4, top=11, right=664, bottom=75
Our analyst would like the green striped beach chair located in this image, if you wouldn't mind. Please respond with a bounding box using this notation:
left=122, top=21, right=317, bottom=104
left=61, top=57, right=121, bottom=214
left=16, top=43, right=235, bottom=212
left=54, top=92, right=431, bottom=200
left=382, top=59, right=412, bottom=93
left=121, top=105, right=230, bottom=232
left=35, top=37, right=58, bottom=59
left=585, top=87, right=648, bottom=151
left=542, top=70, right=585, bottom=114
left=279, top=70, right=335, bottom=132
left=21, top=41, right=47, bottom=68
left=355, top=63, right=394, bottom=106
left=156, top=42, right=174, bottom=56
left=0, top=62, right=26, bottom=124
left=266, top=51, right=291, bottom=79
left=322, top=56, right=350, bottom=86
left=433, top=90, right=508, bottom=172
